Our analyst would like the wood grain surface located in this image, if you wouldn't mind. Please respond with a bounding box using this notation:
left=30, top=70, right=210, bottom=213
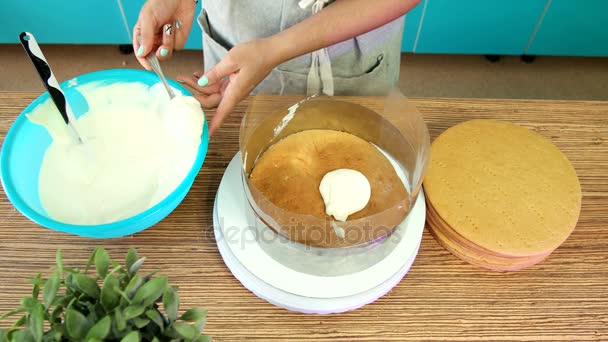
left=0, top=92, right=606, bottom=341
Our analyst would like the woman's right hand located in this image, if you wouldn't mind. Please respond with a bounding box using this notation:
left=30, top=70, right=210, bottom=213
left=133, top=0, right=197, bottom=69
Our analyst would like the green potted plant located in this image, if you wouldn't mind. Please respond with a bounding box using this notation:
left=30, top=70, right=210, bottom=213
left=0, top=248, right=210, bottom=342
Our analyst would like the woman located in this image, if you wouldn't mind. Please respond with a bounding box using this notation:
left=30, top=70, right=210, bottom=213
left=133, top=0, right=421, bottom=135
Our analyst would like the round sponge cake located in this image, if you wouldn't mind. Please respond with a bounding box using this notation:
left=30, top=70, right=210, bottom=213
left=249, top=129, right=409, bottom=248
left=424, top=119, right=581, bottom=262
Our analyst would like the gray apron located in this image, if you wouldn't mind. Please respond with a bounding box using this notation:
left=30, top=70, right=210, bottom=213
left=198, top=0, right=404, bottom=96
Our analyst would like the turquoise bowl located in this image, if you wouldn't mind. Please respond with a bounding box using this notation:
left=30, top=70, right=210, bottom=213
left=0, top=69, right=209, bottom=238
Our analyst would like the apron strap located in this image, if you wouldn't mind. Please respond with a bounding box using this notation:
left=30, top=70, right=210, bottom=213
left=303, top=0, right=335, bottom=96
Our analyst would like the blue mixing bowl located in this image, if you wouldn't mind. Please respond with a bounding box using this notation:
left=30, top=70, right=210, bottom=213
left=0, top=69, right=209, bottom=238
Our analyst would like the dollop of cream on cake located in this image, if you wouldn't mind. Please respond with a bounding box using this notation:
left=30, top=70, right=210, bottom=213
left=319, top=169, right=371, bottom=222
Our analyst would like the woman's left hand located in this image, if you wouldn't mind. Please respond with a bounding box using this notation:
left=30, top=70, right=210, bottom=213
left=177, top=38, right=279, bottom=136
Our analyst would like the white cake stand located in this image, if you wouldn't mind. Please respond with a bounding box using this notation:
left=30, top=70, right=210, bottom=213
left=213, top=154, right=426, bottom=314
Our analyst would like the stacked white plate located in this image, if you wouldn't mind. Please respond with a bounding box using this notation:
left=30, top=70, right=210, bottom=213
left=213, top=154, right=426, bottom=314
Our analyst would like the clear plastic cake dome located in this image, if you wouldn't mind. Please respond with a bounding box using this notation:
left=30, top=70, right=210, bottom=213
left=238, top=85, right=431, bottom=277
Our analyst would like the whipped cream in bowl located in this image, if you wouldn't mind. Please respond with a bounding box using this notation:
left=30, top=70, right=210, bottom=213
left=0, top=69, right=209, bottom=237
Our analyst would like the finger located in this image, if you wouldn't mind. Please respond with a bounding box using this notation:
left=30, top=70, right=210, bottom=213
left=209, top=82, right=244, bottom=136
left=137, top=10, right=156, bottom=59
left=193, top=93, right=222, bottom=109
left=177, top=74, right=222, bottom=95
left=174, top=19, right=191, bottom=50
left=157, top=23, right=175, bottom=61
left=132, top=24, right=151, bottom=70
left=201, top=58, right=239, bottom=87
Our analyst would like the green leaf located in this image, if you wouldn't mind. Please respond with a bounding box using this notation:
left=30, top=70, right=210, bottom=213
left=195, top=315, right=208, bottom=334
left=31, top=274, right=42, bottom=300
left=84, top=248, right=98, bottom=274
left=84, top=315, right=111, bottom=340
left=61, top=267, right=79, bottom=274
left=195, top=335, right=212, bottom=342
left=114, top=309, right=126, bottom=332
left=66, top=297, right=77, bottom=310
left=128, top=257, right=146, bottom=275
left=0, top=308, right=27, bottom=320
left=110, top=260, right=125, bottom=277
left=151, top=337, right=160, bottom=342
left=65, top=308, right=91, bottom=339
left=171, top=322, right=198, bottom=340
left=133, top=317, right=150, bottom=329
left=95, top=248, right=110, bottom=279
left=43, top=272, right=60, bottom=309
left=56, top=249, right=63, bottom=277
left=180, top=308, right=207, bottom=322
left=143, top=270, right=159, bottom=281
left=101, top=274, right=120, bottom=311
left=124, top=275, right=143, bottom=299
left=115, top=289, right=132, bottom=305
left=50, top=305, right=64, bottom=324
left=125, top=249, right=138, bottom=273
left=28, top=303, right=44, bottom=342
left=25, top=274, right=45, bottom=286
left=12, top=315, right=26, bottom=328
left=11, top=330, right=35, bottom=342
left=132, top=277, right=167, bottom=307
left=20, top=297, right=38, bottom=311
left=108, top=265, right=123, bottom=277
left=120, top=330, right=140, bottom=342
left=0, top=330, right=7, bottom=341
left=123, top=305, right=145, bottom=320
left=46, top=330, right=63, bottom=342
left=145, top=309, right=165, bottom=330
left=64, top=273, right=74, bottom=291
left=163, top=286, right=179, bottom=322
left=72, top=274, right=100, bottom=299
left=87, top=339, right=102, bottom=342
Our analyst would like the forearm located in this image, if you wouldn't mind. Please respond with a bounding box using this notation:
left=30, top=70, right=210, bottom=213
left=267, top=0, right=421, bottom=65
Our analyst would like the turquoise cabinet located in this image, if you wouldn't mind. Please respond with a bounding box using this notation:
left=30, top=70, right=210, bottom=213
left=402, top=2, right=424, bottom=52
left=120, top=0, right=203, bottom=50
left=0, top=0, right=606, bottom=57
left=527, top=0, right=608, bottom=56
left=0, top=0, right=129, bottom=44
left=413, top=0, right=547, bottom=55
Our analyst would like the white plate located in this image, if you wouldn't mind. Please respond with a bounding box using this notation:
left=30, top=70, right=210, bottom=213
left=214, top=153, right=426, bottom=298
left=214, top=201, right=421, bottom=314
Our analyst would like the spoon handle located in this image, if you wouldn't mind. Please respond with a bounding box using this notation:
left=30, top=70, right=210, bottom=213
left=136, top=36, right=176, bottom=99
left=19, top=32, right=83, bottom=143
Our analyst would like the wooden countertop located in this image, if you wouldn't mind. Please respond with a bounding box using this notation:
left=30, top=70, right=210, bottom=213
left=0, top=92, right=606, bottom=341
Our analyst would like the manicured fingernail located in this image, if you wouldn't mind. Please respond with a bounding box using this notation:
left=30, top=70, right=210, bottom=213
left=176, top=79, right=184, bottom=83
left=197, top=75, right=209, bottom=87
left=136, top=45, right=145, bottom=57
left=160, top=48, right=169, bottom=57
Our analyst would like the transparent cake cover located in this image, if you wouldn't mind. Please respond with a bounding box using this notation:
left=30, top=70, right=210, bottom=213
left=238, top=86, right=430, bottom=276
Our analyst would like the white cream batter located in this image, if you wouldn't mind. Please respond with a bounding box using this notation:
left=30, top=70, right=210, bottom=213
left=319, top=169, right=371, bottom=222
left=26, top=82, right=204, bottom=225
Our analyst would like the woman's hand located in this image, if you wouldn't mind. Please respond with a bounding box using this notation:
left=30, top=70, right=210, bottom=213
left=177, top=38, right=279, bottom=136
left=133, top=0, right=196, bottom=69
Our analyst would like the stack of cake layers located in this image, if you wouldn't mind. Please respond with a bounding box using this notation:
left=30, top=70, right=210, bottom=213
left=423, top=120, right=582, bottom=271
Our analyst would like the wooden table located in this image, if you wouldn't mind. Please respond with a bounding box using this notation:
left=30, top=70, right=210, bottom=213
left=0, top=92, right=606, bottom=341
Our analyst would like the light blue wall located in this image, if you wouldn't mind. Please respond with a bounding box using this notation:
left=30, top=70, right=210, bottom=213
left=1, top=0, right=606, bottom=57
left=527, top=0, right=608, bottom=56
left=0, top=0, right=129, bottom=44
left=402, top=2, right=424, bottom=52
left=412, top=0, right=547, bottom=55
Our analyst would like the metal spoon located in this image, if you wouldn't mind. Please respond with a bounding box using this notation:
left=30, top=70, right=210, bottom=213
left=137, top=36, right=175, bottom=99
